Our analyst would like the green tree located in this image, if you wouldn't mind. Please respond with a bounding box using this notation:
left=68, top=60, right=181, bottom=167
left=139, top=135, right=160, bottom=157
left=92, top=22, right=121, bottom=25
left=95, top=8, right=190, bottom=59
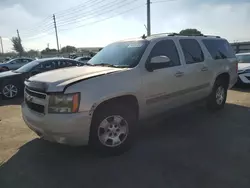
left=179, top=28, right=203, bottom=36
left=11, top=37, right=24, bottom=56
left=41, top=48, right=57, bottom=54
left=61, top=45, right=77, bottom=53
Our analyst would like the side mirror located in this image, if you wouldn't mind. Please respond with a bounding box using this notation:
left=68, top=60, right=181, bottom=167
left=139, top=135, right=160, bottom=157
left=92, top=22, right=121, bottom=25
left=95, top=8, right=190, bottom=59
left=151, top=56, right=170, bottom=64
left=146, top=55, right=171, bottom=72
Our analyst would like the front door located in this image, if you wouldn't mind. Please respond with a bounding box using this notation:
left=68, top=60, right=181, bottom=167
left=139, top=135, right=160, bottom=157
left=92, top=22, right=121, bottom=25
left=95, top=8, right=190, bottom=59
left=142, top=39, right=186, bottom=116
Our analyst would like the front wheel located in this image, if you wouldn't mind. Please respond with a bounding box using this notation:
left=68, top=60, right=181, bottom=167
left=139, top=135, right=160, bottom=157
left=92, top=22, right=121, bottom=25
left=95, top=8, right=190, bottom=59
left=206, top=79, right=227, bottom=111
left=1, top=82, right=20, bottom=99
left=89, top=104, right=136, bottom=155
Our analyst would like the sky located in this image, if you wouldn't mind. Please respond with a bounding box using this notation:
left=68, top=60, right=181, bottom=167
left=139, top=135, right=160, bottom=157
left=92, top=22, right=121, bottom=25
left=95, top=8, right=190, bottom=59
left=0, top=0, right=250, bottom=52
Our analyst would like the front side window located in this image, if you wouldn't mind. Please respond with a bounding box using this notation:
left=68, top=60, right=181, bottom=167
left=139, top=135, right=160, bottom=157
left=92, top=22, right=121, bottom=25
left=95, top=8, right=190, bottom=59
left=179, top=39, right=204, bottom=64
left=149, top=39, right=180, bottom=67
left=33, top=61, right=57, bottom=72
left=236, top=54, right=250, bottom=63
left=88, top=40, right=149, bottom=68
left=58, top=60, right=77, bottom=68
left=202, top=39, right=235, bottom=60
left=21, top=59, right=32, bottom=63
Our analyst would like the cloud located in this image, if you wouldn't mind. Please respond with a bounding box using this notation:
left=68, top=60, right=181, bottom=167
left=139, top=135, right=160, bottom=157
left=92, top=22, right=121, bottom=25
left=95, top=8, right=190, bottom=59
left=1, top=0, right=250, bottom=51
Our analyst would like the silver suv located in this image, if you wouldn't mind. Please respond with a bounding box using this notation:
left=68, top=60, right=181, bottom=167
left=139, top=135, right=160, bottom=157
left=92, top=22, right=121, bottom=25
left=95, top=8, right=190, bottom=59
left=22, top=34, right=238, bottom=154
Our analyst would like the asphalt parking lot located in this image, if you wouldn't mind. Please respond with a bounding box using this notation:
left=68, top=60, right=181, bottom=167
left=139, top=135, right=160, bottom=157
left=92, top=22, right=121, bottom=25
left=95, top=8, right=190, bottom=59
left=0, top=87, right=250, bottom=188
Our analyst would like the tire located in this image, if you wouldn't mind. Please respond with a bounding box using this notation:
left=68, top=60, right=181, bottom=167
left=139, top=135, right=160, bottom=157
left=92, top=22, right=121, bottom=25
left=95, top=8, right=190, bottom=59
left=89, top=104, right=136, bottom=155
left=206, top=79, right=227, bottom=111
left=1, top=81, right=20, bottom=99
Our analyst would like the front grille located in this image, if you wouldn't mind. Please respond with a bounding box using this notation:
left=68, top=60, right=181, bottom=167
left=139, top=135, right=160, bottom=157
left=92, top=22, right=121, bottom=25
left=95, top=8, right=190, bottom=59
left=25, top=99, right=45, bottom=113
left=25, top=88, right=46, bottom=99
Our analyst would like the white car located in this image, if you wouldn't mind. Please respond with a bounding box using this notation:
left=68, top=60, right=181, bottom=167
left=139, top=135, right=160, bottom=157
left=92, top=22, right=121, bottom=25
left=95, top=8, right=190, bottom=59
left=22, top=34, right=238, bottom=154
left=236, top=53, right=250, bottom=85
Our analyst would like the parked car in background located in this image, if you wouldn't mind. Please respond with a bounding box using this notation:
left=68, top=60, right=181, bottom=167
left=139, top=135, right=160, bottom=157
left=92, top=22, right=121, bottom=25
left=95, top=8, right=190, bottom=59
left=22, top=34, right=237, bottom=154
left=0, top=58, right=33, bottom=72
left=75, top=56, right=92, bottom=65
left=236, top=53, right=250, bottom=85
left=0, top=58, right=80, bottom=99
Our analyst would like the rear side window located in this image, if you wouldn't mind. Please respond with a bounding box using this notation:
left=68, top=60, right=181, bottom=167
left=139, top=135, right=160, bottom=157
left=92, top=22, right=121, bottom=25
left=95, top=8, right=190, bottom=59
left=179, top=39, right=204, bottom=64
left=202, top=39, right=235, bottom=59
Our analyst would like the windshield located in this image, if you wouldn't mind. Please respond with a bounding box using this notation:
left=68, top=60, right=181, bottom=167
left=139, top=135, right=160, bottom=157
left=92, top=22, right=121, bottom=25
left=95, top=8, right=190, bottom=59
left=88, top=40, right=149, bottom=68
left=15, top=60, right=40, bottom=73
left=236, top=54, right=250, bottom=63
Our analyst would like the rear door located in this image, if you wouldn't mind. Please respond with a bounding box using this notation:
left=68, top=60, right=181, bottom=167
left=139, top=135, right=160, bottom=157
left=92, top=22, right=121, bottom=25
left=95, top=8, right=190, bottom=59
left=177, top=38, right=213, bottom=101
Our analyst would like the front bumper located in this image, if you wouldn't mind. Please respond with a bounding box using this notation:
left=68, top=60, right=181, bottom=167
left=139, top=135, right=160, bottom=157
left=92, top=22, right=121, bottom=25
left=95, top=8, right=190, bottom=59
left=22, top=102, right=92, bottom=146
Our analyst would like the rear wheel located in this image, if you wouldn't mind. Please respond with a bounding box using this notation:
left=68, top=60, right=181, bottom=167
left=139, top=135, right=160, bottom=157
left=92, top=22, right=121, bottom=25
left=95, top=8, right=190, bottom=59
left=1, top=82, right=20, bottom=99
left=89, top=104, right=136, bottom=155
left=207, top=79, right=227, bottom=111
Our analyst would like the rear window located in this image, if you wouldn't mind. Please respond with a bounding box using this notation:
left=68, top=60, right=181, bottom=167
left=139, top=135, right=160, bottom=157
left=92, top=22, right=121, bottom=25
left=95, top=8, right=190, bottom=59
left=202, top=39, right=235, bottom=60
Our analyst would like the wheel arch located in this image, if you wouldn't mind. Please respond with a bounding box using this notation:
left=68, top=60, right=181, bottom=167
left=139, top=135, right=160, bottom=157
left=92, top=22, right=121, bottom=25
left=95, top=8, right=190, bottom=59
left=91, top=95, right=139, bottom=121
left=214, top=72, right=230, bottom=88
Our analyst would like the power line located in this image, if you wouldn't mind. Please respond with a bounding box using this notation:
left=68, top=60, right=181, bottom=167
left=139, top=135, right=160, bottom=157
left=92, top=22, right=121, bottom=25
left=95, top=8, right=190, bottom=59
left=19, top=16, right=53, bottom=35
left=59, top=3, right=145, bottom=32
left=54, top=0, right=109, bottom=16
left=56, top=0, right=138, bottom=25
left=151, top=0, right=177, bottom=4
left=55, top=0, right=104, bottom=17
left=56, top=0, right=139, bottom=28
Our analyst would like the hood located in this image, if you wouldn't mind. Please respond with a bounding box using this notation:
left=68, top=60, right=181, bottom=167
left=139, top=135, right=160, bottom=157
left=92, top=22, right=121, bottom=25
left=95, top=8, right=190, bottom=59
left=238, top=63, right=250, bottom=70
left=0, top=70, right=21, bottom=78
left=27, top=66, right=125, bottom=92
left=0, top=62, right=9, bottom=67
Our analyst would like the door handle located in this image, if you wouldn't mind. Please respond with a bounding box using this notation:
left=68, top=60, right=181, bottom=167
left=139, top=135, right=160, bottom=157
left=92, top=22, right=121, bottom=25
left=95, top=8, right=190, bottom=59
left=175, top=71, right=184, bottom=77
left=201, top=66, right=208, bottom=71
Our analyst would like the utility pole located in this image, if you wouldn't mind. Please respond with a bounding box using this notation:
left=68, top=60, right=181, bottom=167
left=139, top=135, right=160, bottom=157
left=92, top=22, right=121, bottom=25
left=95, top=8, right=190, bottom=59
left=0, top=36, right=3, bottom=53
left=53, top=14, right=60, bottom=53
left=147, top=0, right=151, bottom=36
left=17, top=29, right=21, bottom=40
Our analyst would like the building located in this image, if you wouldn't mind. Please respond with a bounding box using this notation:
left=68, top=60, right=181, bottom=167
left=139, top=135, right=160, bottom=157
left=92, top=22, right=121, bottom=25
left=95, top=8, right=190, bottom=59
left=230, top=41, right=250, bottom=54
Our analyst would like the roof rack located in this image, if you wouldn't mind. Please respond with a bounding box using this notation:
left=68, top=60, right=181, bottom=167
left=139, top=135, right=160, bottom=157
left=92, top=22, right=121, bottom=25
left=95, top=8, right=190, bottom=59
left=142, top=33, right=220, bottom=39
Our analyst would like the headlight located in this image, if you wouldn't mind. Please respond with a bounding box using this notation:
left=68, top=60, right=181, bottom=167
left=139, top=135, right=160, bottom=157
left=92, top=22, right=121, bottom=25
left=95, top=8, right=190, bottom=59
left=48, top=93, right=80, bottom=113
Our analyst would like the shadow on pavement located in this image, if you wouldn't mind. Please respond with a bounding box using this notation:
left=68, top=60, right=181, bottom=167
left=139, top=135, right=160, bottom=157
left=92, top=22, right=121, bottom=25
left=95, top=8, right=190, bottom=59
left=1, top=103, right=250, bottom=188
left=0, top=97, right=23, bottom=107
left=231, top=84, right=250, bottom=92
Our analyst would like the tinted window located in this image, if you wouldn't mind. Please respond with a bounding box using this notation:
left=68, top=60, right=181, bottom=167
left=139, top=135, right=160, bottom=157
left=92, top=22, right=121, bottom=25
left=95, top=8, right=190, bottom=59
left=150, top=40, right=180, bottom=67
left=33, top=61, right=57, bottom=72
left=236, top=54, right=250, bottom=63
left=58, top=60, right=77, bottom=68
left=180, top=39, right=204, bottom=64
left=21, top=59, right=32, bottom=63
left=203, top=39, right=235, bottom=60
left=11, top=59, right=21, bottom=64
